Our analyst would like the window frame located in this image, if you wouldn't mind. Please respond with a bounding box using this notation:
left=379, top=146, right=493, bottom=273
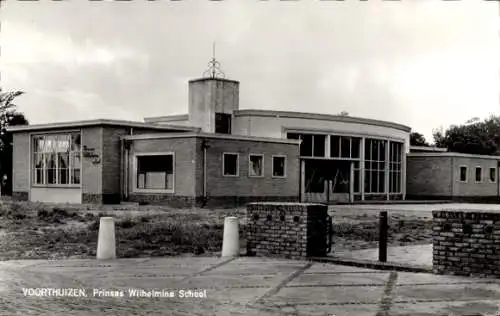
left=475, top=166, right=483, bottom=183
left=272, top=155, right=287, bottom=178
left=222, top=152, right=239, bottom=177
left=31, top=131, right=82, bottom=188
left=490, top=167, right=497, bottom=183
left=459, top=165, right=468, bottom=183
left=248, top=154, right=264, bottom=178
left=133, top=152, right=175, bottom=194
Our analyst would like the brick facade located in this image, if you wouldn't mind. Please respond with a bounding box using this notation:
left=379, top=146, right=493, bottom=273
left=246, top=202, right=329, bottom=259
left=407, top=154, right=500, bottom=200
left=433, top=210, right=500, bottom=278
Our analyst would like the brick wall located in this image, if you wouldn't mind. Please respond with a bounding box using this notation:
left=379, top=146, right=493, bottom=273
left=81, top=127, right=103, bottom=203
left=205, top=138, right=299, bottom=198
left=127, top=137, right=199, bottom=198
left=406, top=156, right=453, bottom=197
left=433, top=210, right=500, bottom=278
left=451, top=157, right=499, bottom=197
left=12, top=132, right=30, bottom=195
left=246, top=202, right=329, bottom=259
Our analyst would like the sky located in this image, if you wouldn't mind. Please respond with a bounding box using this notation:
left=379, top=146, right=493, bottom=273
left=1, top=0, right=499, bottom=142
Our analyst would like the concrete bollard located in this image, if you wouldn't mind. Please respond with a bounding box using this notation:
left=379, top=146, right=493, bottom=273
left=97, top=217, right=116, bottom=260
left=221, top=216, right=240, bottom=257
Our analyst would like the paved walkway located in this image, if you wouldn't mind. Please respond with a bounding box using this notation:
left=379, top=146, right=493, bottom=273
left=335, top=244, right=433, bottom=268
left=1, top=257, right=500, bottom=315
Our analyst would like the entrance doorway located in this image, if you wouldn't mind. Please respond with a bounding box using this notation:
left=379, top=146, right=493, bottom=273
left=302, top=159, right=354, bottom=203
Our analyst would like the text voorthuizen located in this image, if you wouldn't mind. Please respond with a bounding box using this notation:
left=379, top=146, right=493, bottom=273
left=22, top=288, right=208, bottom=298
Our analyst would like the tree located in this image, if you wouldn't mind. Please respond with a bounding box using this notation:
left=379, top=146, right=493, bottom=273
left=410, top=132, right=430, bottom=147
left=0, top=89, right=29, bottom=195
left=432, top=115, right=500, bottom=155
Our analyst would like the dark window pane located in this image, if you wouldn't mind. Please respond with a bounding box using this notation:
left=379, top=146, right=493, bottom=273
left=287, top=133, right=300, bottom=140
left=340, top=137, right=351, bottom=158
left=273, top=157, right=286, bottom=177
left=460, top=167, right=467, bottom=181
left=47, top=169, right=57, bottom=184
left=365, top=170, right=371, bottom=193
left=215, top=113, right=232, bottom=134
left=379, top=171, right=385, bottom=193
left=301, top=134, right=313, bottom=157
left=475, top=167, right=482, bottom=182
left=354, top=170, right=360, bottom=193
left=71, top=133, right=81, bottom=151
left=351, top=138, right=360, bottom=158
left=137, top=155, right=174, bottom=189
left=72, top=169, right=80, bottom=185
left=223, top=154, right=238, bottom=176
left=330, top=135, right=340, bottom=158
left=490, top=168, right=496, bottom=182
left=313, top=135, right=326, bottom=157
left=379, top=141, right=386, bottom=161
left=59, top=169, right=69, bottom=184
left=365, top=140, right=371, bottom=160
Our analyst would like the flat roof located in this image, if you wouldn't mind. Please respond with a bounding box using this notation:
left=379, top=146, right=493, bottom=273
left=144, top=114, right=189, bottom=123
left=410, top=146, right=447, bottom=152
left=234, top=109, right=412, bottom=132
left=6, top=119, right=201, bottom=133
left=122, top=132, right=301, bottom=145
left=408, top=152, right=500, bottom=160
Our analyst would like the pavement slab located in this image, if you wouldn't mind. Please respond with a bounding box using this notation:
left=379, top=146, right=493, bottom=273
left=2, top=256, right=500, bottom=315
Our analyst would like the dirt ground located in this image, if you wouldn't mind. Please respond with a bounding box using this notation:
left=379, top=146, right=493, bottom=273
left=0, top=200, right=432, bottom=260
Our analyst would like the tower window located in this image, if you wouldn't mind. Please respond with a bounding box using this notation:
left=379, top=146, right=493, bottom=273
left=215, top=113, right=231, bottom=134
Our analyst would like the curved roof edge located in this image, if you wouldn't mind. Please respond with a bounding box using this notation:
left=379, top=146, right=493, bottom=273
left=234, top=109, right=412, bottom=133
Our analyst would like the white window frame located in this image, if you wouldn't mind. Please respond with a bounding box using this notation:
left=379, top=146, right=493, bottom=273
left=133, top=152, right=175, bottom=194
left=31, top=131, right=82, bottom=188
left=222, top=152, right=239, bottom=177
left=272, top=155, right=287, bottom=178
left=474, top=166, right=483, bottom=183
left=459, top=165, right=468, bottom=183
left=248, top=154, right=264, bottom=178
left=490, top=167, right=497, bottom=183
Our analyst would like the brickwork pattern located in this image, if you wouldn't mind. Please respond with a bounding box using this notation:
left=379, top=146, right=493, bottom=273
left=433, top=210, right=500, bottom=278
left=246, top=203, right=328, bottom=260
left=12, top=191, right=28, bottom=201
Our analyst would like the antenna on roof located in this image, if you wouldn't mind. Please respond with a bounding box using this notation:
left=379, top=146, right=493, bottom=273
left=203, top=41, right=225, bottom=79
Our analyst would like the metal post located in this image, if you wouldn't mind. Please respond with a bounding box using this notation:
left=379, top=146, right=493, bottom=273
left=379, top=211, right=388, bottom=262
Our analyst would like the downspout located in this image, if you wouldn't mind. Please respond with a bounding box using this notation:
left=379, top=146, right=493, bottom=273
left=201, top=138, right=209, bottom=207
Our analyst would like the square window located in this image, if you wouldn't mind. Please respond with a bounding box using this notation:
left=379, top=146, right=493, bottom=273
left=223, top=153, right=239, bottom=176
left=459, top=166, right=467, bottom=182
left=272, top=156, right=286, bottom=177
left=136, top=154, right=174, bottom=190
left=215, top=113, right=232, bottom=134
left=249, top=155, right=263, bottom=177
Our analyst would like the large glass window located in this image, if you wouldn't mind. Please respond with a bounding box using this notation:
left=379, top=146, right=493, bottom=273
left=32, top=133, right=81, bottom=186
left=389, top=142, right=403, bottom=193
left=364, top=139, right=387, bottom=193
left=330, top=136, right=361, bottom=159
left=136, top=154, right=174, bottom=191
left=287, top=132, right=326, bottom=157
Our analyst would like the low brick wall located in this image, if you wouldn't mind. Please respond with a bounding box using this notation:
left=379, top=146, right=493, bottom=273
left=246, top=202, right=329, bottom=259
left=433, top=210, right=500, bottom=278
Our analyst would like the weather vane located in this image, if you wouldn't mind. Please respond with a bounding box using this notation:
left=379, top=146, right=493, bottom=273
left=203, top=41, right=225, bottom=79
